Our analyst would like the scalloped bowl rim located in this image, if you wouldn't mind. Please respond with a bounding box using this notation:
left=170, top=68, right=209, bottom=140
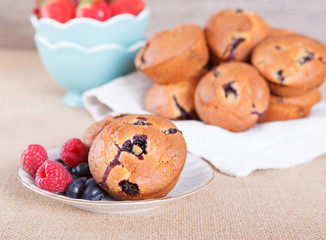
left=31, top=8, right=150, bottom=29
left=35, top=34, right=146, bottom=53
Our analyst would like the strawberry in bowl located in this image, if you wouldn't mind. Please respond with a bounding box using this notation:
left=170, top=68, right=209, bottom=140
left=110, top=0, right=145, bottom=16
left=31, top=0, right=150, bottom=47
left=31, top=0, right=150, bottom=107
left=76, top=0, right=113, bottom=21
left=39, top=0, right=75, bottom=23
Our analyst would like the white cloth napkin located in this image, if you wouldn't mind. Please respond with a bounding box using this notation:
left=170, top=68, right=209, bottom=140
left=82, top=71, right=326, bottom=177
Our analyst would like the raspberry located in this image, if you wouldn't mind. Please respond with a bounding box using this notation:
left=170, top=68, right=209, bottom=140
left=60, top=138, right=89, bottom=167
left=35, top=160, right=72, bottom=192
left=21, top=144, right=48, bottom=177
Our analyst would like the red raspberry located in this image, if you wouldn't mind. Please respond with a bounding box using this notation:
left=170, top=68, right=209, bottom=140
left=35, top=160, right=72, bottom=192
left=60, top=138, right=88, bottom=167
left=21, top=144, right=48, bottom=177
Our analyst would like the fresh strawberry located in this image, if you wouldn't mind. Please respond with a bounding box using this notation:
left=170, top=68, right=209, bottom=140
left=21, top=144, right=48, bottom=177
left=76, top=0, right=112, bottom=21
left=71, top=0, right=80, bottom=7
left=110, top=0, right=145, bottom=16
left=35, top=160, right=72, bottom=193
left=39, top=0, right=75, bottom=23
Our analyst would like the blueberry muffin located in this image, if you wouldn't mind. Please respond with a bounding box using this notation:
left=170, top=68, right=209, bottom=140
left=268, top=28, right=294, bottom=38
left=135, top=25, right=209, bottom=84
left=88, top=114, right=187, bottom=200
left=205, top=9, right=269, bottom=62
left=252, top=34, right=326, bottom=96
left=260, top=89, right=321, bottom=123
left=144, top=72, right=204, bottom=120
left=195, top=62, right=270, bottom=132
left=83, top=114, right=129, bottom=148
left=268, top=81, right=322, bottom=97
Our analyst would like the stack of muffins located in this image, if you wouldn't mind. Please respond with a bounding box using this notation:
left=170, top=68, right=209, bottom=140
left=252, top=34, right=326, bottom=122
left=135, top=25, right=209, bottom=120
left=135, top=8, right=326, bottom=132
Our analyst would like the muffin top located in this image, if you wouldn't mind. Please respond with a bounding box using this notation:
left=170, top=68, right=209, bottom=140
left=205, top=8, right=269, bottom=61
left=144, top=73, right=202, bottom=120
left=136, top=25, right=205, bottom=69
left=252, top=34, right=326, bottom=88
left=83, top=115, right=114, bottom=148
left=195, top=62, right=270, bottom=131
left=88, top=114, right=187, bottom=200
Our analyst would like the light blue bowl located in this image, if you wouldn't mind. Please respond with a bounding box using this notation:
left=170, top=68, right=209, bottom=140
left=31, top=9, right=151, bottom=47
left=35, top=34, right=145, bottom=108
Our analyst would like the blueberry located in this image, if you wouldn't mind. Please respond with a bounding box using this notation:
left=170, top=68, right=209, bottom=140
left=277, top=70, right=285, bottom=82
left=119, top=180, right=139, bottom=196
left=54, top=158, right=66, bottom=165
left=172, top=95, right=191, bottom=120
left=66, top=179, right=85, bottom=199
left=223, top=81, right=237, bottom=98
left=223, top=37, right=245, bottom=61
left=65, top=165, right=72, bottom=174
left=83, top=184, right=106, bottom=201
left=71, top=162, right=92, bottom=178
left=85, top=178, right=96, bottom=187
left=163, top=128, right=181, bottom=135
left=78, top=177, right=88, bottom=185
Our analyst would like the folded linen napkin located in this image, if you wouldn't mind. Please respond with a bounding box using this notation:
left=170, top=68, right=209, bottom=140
left=82, top=71, right=326, bottom=177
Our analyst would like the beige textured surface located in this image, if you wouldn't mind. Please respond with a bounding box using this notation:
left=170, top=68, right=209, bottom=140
left=1, top=48, right=326, bottom=239
left=1, top=1, right=326, bottom=238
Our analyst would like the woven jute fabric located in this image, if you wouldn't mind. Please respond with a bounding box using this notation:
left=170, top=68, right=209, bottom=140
left=1, top=50, right=326, bottom=240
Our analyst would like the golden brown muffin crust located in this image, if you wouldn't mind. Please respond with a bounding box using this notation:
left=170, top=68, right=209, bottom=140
left=88, top=114, right=187, bottom=200
left=195, top=62, right=270, bottom=132
left=260, top=89, right=321, bottom=123
left=252, top=34, right=326, bottom=89
left=205, top=9, right=269, bottom=62
left=138, top=26, right=202, bottom=68
left=83, top=114, right=131, bottom=148
left=83, top=115, right=114, bottom=148
left=144, top=71, right=205, bottom=120
left=135, top=25, right=209, bottom=84
left=268, top=81, right=322, bottom=97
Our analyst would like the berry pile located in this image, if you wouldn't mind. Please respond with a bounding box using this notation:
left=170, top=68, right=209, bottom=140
left=33, top=0, right=146, bottom=23
left=20, top=138, right=106, bottom=201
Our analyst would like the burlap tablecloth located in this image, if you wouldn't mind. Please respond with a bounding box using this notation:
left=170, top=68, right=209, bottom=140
left=1, top=49, right=326, bottom=239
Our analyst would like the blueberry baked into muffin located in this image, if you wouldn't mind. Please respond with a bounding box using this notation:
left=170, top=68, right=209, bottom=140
left=205, top=8, right=269, bottom=62
left=135, top=25, right=209, bottom=84
left=252, top=34, right=326, bottom=97
left=144, top=72, right=204, bottom=120
left=195, top=62, right=270, bottom=132
left=88, top=114, right=187, bottom=200
left=260, top=89, right=321, bottom=123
